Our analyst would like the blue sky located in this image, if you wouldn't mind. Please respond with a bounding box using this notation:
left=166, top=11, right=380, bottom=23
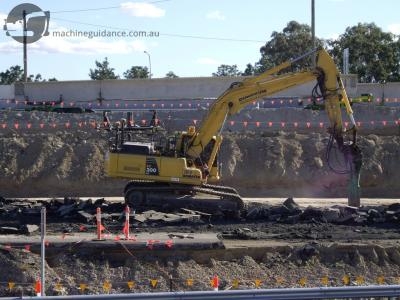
left=1, top=0, right=399, bottom=81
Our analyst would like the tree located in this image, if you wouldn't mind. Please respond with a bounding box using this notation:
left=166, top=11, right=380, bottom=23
left=27, top=74, right=43, bottom=82
left=242, top=63, right=255, bottom=76
left=0, top=66, right=55, bottom=84
left=0, top=65, right=24, bottom=84
left=258, top=21, right=324, bottom=72
left=329, top=23, right=400, bottom=82
left=165, top=71, right=178, bottom=78
left=212, top=64, right=242, bottom=77
left=123, top=66, right=149, bottom=79
left=89, top=57, right=119, bottom=80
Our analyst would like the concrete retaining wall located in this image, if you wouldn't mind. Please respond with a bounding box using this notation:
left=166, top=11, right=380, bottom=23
left=357, top=82, right=400, bottom=100
left=19, top=75, right=360, bottom=103
left=0, top=84, right=14, bottom=99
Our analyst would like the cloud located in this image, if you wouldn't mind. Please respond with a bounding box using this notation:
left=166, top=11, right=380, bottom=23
left=120, top=2, right=165, bottom=18
left=196, top=57, right=220, bottom=65
left=388, top=23, right=400, bottom=35
left=206, top=10, right=226, bottom=21
left=0, top=38, right=147, bottom=55
left=0, top=12, right=7, bottom=21
left=0, top=40, right=20, bottom=54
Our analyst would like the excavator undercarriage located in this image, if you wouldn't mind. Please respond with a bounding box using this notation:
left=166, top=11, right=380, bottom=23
left=124, top=181, right=245, bottom=217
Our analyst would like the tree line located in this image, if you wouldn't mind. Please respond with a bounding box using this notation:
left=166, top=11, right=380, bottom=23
left=1, top=21, right=399, bottom=84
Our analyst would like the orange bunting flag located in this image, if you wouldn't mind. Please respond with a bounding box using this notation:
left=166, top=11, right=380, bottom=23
left=298, top=277, right=307, bottom=286
left=254, top=279, right=262, bottom=288
left=275, top=277, right=285, bottom=285
left=127, top=281, right=135, bottom=289
left=186, top=279, right=194, bottom=286
left=150, top=279, right=158, bottom=288
left=103, top=281, right=112, bottom=293
left=376, top=275, right=385, bottom=285
left=232, top=279, right=239, bottom=289
left=79, top=283, right=87, bottom=293
left=321, top=276, right=329, bottom=286
left=55, top=282, right=63, bottom=292
left=342, top=275, right=350, bottom=285
left=356, top=276, right=365, bottom=285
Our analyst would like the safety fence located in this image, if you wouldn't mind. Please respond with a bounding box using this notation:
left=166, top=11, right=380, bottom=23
left=0, top=96, right=399, bottom=110
left=0, top=119, right=398, bottom=132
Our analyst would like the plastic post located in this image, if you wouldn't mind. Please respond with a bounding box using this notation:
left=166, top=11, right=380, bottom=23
left=96, top=207, right=103, bottom=240
left=124, top=206, right=130, bottom=240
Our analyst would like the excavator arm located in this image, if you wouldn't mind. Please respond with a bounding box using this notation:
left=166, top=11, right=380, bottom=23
left=185, top=48, right=362, bottom=206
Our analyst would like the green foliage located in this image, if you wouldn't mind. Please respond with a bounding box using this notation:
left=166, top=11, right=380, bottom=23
left=27, top=74, right=43, bottom=82
left=0, top=65, right=24, bottom=84
left=123, top=66, right=149, bottom=79
left=89, top=57, right=119, bottom=80
left=212, top=64, right=242, bottom=77
left=242, top=63, right=255, bottom=76
left=257, top=21, right=324, bottom=72
left=165, top=71, right=178, bottom=78
left=0, top=65, right=56, bottom=84
left=329, top=22, right=400, bottom=82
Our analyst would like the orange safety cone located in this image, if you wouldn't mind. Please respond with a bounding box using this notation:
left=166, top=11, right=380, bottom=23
left=34, top=279, right=41, bottom=296
left=212, top=275, right=219, bottom=291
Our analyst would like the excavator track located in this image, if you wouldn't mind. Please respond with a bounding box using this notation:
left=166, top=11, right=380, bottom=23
left=124, top=180, right=245, bottom=217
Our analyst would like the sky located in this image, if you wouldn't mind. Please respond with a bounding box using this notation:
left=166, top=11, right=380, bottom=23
left=0, top=0, right=399, bottom=81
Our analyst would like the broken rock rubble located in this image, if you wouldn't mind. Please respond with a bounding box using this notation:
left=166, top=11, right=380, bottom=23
left=245, top=198, right=400, bottom=225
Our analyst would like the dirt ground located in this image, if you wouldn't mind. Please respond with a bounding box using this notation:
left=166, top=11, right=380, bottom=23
left=0, top=111, right=399, bottom=198
left=0, top=109, right=399, bottom=296
left=2, top=213, right=400, bottom=296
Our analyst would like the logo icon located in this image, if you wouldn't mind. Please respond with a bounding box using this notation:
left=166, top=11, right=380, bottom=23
left=3, top=3, right=50, bottom=43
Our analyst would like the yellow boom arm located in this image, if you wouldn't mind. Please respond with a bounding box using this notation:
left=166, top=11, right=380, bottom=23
left=186, top=48, right=356, bottom=159
left=184, top=48, right=362, bottom=206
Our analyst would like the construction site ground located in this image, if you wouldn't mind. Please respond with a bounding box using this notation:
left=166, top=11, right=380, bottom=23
left=1, top=197, right=400, bottom=296
left=0, top=108, right=399, bottom=296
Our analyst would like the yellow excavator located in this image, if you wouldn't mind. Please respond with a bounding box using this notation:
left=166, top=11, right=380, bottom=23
left=103, top=48, right=362, bottom=216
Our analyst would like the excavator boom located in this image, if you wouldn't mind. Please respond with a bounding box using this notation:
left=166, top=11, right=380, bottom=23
left=104, top=47, right=362, bottom=215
